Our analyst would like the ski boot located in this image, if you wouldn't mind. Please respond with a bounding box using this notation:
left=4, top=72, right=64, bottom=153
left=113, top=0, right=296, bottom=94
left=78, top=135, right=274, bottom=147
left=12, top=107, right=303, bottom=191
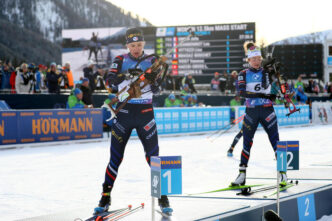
left=230, top=166, right=246, bottom=186
left=94, top=184, right=112, bottom=215
left=279, top=171, right=288, bottom=187
left=227, top=146, right=234, bottom=157
left=94, top=192, right=111, bottom=215
left=158, top=195, right=173, bottom=216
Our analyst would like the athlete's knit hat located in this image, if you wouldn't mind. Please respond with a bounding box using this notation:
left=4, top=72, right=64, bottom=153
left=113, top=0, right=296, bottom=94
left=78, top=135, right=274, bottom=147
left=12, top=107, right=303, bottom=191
left=125, top=28, right=144, bottom=44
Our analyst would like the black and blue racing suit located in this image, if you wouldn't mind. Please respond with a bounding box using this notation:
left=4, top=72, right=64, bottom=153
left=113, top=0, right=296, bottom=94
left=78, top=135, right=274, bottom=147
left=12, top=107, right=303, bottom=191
left=102, top=52, right=160, bottom=192
left=237, top=67, right=279, bottom=167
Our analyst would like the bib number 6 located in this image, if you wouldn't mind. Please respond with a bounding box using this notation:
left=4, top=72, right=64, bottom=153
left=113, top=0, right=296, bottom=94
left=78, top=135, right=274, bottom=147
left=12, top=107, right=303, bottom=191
left=254, top=84, right=261, bottom=91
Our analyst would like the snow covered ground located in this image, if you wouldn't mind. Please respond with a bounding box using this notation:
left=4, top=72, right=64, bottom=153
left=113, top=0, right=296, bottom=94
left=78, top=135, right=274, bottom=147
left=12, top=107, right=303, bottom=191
left=1, top=124, right=332, bottom=220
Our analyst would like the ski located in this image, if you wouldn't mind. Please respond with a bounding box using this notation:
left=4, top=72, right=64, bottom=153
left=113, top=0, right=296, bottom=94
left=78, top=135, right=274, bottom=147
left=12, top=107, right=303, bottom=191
left=237, top=185, right=282, bottom=196
left=263, top=181, right=298, bottom=198
left=106, top=203, right=144, bottom=221
left=86, top=205, right=131, bottom=221
left=84, top=206, right=131, bottom=221
left=237, top=180, right=298, bottom=197
left=188, top=184, right=264, bottom=195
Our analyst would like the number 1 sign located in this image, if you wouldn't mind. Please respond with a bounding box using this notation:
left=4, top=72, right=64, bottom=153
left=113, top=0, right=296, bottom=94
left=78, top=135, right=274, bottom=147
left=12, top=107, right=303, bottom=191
left=277, top=141, right=287, bottom=172
left=151, top=156, right=182, bottom=198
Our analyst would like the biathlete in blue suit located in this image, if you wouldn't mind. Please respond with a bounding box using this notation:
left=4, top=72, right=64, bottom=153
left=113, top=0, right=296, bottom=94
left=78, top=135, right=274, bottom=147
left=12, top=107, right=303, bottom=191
left=94, top=28, right=172, bottom=215
left=230, top=42, right=287, bottom=187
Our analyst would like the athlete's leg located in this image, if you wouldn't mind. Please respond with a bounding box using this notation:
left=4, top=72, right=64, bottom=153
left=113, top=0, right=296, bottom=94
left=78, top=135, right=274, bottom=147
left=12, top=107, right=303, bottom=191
left=240, top=107, right=259, bottom=166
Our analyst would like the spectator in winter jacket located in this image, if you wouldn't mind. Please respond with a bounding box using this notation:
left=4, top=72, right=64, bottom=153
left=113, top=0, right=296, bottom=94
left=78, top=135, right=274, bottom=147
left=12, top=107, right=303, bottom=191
left=295, top=76, right=305, bottom=90
left=64, top=62, right=74, bottom=89
left=38, top=64, right=48, bottom=90
left=230, top=95, right=242, bottom=119
left=180, top=84, right=190, bottom=97
left=46, top=62, right=61, bottom=94
left=183, top=94, right=193, bottom=107
left=83, top=61, right=96, bottom=92
left=9, top=69, right=17, bottom=93
left=1, top=61, right=13, bottom=90
left=164, top=93, right=183, bottom=107
left=181, top=74, right=197, bottom=93
left=211, top=72, right=220, bottom=91
left=34, top=66, right=42, bottom=93
left=66, top=88, right=86, bottom=109
left=164, top=74, right=180, bottom=91
left=295, top=86, right=308, bottom=104
left=191, top=94, right=203, bottom=107
left=228, top=71, right=238, bottom=93
left=219, top=71, right=228, bottom=93
left=15, top=63, right=32, bottom=94
left=80, top=77, right=93, bottom=107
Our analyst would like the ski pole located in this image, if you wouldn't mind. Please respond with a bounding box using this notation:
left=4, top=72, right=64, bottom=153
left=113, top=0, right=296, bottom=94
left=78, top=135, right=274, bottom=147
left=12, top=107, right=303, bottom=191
left=101, top=205, right=132, bottom=221
left=107, top=203, right=145, bottom=221
left=207, top=114, right=245, bottom=140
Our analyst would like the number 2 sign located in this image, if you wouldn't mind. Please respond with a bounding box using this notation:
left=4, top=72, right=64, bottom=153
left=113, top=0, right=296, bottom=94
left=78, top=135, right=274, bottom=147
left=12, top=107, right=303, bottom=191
left=297, top=194, right=316, bottom=221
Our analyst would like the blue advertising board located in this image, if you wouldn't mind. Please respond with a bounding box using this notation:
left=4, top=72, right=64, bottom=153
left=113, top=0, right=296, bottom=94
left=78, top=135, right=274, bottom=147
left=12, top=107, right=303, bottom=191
left=238, top=105, right=310, bottom=129
left=0, top=109, right=103, bottom=145
left=0, top=111, right=18, bottom=145
left=152, top=107, right=230, bottom=135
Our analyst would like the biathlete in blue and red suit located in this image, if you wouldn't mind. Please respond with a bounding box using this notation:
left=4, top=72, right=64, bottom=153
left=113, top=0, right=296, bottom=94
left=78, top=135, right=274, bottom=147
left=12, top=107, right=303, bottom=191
left=230, top=42, right=287, bottom=187
left=94, top=28, right=172, bottom=215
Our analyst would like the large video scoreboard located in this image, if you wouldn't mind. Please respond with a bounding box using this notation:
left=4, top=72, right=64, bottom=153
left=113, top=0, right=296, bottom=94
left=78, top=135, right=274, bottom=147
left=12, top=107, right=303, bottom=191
left=267, top=44, right=323, bottom=80
left=155, top=23, right=255, bottom=75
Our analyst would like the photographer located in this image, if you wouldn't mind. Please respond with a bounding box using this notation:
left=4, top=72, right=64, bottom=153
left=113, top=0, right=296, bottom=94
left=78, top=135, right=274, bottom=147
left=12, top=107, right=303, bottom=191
left=94, top=66, right=107, bottom=90
left=27, top=63, right=42, bottom=93
left=80, top=77, right=93, bottom=107
left=46, top=62, right=61, bottom=94
left=83, top=61, right=96, bottom=92
left=58, top=66, right=70, bottom=90
left=15, top=63, right=32, bottom=94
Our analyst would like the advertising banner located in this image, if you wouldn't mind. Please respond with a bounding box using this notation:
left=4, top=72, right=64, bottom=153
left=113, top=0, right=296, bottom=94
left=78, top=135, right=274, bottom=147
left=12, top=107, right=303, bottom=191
left=0, top=109, right=103, bottom=145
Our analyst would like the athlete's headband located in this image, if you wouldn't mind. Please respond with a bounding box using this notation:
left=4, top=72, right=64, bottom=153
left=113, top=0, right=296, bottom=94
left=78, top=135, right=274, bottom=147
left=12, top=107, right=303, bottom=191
left=247, top=46, right=262, bottom=58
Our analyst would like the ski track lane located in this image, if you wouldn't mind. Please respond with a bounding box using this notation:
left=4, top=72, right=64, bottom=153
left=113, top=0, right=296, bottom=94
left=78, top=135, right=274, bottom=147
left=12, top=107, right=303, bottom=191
left=0, top=125, right=331, bottom=220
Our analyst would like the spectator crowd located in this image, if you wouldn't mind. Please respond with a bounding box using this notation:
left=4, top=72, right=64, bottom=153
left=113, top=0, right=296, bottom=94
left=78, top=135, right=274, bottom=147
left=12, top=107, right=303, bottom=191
left=1, top=59, right=331, bottom=110
left=0, top=59, right=109, bottom=95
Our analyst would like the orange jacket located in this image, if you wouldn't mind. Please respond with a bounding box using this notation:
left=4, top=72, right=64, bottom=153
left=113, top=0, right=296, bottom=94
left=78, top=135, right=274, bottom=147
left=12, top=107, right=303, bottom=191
left=66, top=70, right=74, bottom=87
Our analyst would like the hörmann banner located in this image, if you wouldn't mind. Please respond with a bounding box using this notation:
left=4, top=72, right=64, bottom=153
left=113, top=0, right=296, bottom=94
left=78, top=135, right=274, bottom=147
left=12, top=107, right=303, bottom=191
left=0, top=109, right=103, bottom=145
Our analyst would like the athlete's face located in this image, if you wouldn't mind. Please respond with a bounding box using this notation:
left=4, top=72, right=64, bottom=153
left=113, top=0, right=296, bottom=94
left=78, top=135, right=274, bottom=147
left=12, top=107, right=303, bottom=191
left=127, top=41, right=145, bottom=58
left=248, top=56, right=262, bottom=69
